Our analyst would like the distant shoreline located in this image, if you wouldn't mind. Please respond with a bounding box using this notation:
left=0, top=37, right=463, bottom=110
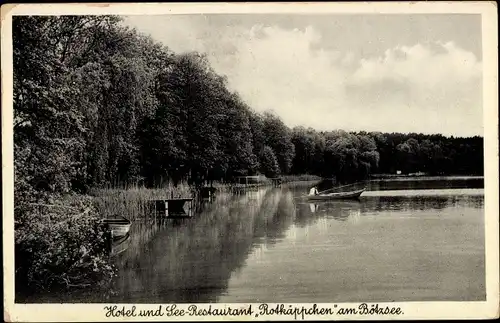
left=370, top=174, right=484, bottom=181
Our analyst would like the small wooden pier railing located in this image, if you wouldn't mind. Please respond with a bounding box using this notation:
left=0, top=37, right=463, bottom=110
left=150, top=198, right=194, bottom=218
left=199, top=187, right=217, bottom=199
left=269, top=178, right=282, bottom=187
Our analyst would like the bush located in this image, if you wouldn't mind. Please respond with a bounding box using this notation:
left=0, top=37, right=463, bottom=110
left=15, top=194, right=116, bottom=295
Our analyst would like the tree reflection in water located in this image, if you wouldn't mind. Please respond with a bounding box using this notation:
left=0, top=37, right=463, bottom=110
left=295, top=200, right=362, bottom=225
left=59, top=184, right=483, bottom=303
left=98, top=187, right=301, bottom=303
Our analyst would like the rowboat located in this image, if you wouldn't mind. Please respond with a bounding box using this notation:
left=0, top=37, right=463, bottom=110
left=306, top=188, right=366, bottom=201
left=110, top=233, right=131, bottom=256
left=102, top=215, right=131, bottom=238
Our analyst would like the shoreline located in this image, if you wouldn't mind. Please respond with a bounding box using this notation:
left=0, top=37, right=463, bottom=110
left=370, top=174, right=484, bottom=180
left=15, top=174, right=484, bottom=300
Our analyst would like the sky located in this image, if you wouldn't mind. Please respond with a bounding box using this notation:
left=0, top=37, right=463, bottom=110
left=123, top=14, right=483, bottom=137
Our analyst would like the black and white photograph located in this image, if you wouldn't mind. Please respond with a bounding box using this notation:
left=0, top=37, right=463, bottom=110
left=2, top=2, right=498, bottom=321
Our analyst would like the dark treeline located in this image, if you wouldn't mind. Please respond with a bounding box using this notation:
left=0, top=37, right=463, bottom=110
left=290, top=129, right=484, bottom=183
left=14, top=15, right=484, bottom=200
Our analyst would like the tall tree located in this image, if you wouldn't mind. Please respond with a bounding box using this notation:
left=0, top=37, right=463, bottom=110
left=262, top=112, right=295, bottom=174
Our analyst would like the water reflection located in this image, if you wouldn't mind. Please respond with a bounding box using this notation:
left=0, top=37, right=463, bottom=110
left=296, top=194, right=484, bottom=222
left=220, top=186, right=484, bottom=303
left=295, top=200, right=361, bottom=225
left=97, top=188, right=295, bottom=303
left=110, top=233, right=131, bottom=257
left=51, top=178, right=484, bottom=303
left=368, top=177, right=484, bottom=191
left=365, top=194, right=484, bottom=213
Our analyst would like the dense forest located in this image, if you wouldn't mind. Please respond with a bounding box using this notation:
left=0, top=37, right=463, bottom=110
left=14, top=15, right=483, bottom=197
left=12, top=15, right=484, bottom=296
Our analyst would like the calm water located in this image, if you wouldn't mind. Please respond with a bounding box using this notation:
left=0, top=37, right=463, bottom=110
left=29, top=177, right=486, bottom=303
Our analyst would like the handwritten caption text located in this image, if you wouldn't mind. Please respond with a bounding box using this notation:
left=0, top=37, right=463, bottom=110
left=104, top=303, right=404, bottom=320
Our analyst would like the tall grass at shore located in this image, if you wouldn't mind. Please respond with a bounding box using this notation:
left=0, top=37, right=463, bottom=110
left=280, top=174, right=322, bottom=183
left=91, top=182, right=192, bottom=221
left=91, top=176, right=322, bottom=221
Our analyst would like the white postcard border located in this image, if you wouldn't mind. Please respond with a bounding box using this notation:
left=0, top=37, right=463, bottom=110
left=2, top=2, right=498, bottom=321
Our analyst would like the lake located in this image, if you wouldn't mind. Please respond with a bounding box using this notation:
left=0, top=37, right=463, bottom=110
left=29, top=177, right=486, bottom=303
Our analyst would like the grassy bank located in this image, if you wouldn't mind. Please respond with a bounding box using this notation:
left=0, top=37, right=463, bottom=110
left=280, top=174, right=322, bottom=183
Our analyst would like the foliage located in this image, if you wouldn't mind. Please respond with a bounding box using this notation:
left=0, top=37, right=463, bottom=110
left=15, top=195, right=115, bottom=295
left=261, top=112, right=296, bottom=174
left=259, top=145, right=281, bottom=178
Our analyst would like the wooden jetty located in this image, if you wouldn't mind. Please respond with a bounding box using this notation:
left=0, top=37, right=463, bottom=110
left=234, top=175, right=266, bottom=187
left=151, top=198, right=194, bottom=218
left=269, top=177, right=282, bottom=187
left=199, top=186, right=217, bottom=200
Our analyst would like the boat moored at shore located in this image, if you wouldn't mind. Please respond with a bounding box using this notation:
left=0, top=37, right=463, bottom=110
left=102, top=215, right=132, bottom=238
left=306, top=188, right=366, bottom=201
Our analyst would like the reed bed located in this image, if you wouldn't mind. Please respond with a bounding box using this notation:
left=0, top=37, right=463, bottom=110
left=90, top=175, right=323, bottom=220
left=280, top=174, right=322, bottom=183
left=91, top=182, right=192, bottom=220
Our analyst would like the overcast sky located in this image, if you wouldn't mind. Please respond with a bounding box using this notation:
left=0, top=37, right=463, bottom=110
left=123, top=14, right=483, bottom=137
